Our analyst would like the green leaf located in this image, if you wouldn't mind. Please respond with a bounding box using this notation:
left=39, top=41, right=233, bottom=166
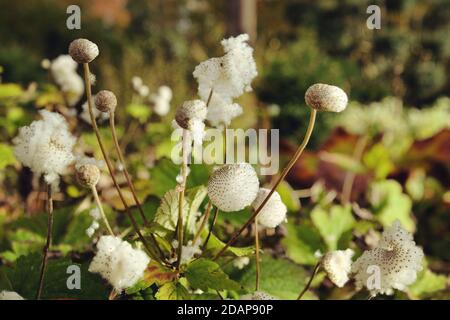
left=409, top=268, right=447, bottom=299
left=184, top=186, right=208, bottom=235
left=369, top=180, right=415, bottom=232
left=202, top=230, right=255, bottom=257
left=0, top=83, right=23, bottom=99
left=126, top=103, right=151, bottom=123
left=149, top=159, right=179, bottom=197
left=185, top=258, right=241, bottom=291
left=0, top=143, right=16, bottom=169
left=276, top=181, right=300, bottom=212
left=0, top=253, right=108, bottom=299
left=126, top=261, right=177, bottom=295
left=363, top=143, right=395, bottom=179
left=282, top=221, right=324, bottom=265
left=149, top=159, right=211, bottom=197
left=9, top=205, right=76, bottom=245
left=155, top=281, right=190, bottom=300
left=153, top=189, right=189, bottom=235
left=311, top=204, right=355, bottom=251
left=231, top=255, right=314, bottom=300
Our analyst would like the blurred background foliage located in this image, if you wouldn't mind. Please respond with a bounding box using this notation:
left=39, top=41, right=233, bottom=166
left=0, top=0, right=449, bottom=299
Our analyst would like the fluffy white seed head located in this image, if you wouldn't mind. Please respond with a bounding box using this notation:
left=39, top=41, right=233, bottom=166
left=76, top=163, right=100, bottom=188
left=207, top=163, right=259, bottom=212
left=95, top=90, right=117, bottom=113
left=351, top=220, right=424, bottom=297
left=175, top=99, right=207, bottom=129
left=193, top=33, right=257, bottom=102
left=305, top=83, right=348, bottom=112
left=322, top=249, right=354, bottom=288
left=49, top=55, right=84, bottom=106
left=88, top=236, right=150, bottom=291
left=206, top=94, right=243, bottom=127
left=13, top=110, right=76, bottom=191
left=252, top=188, right=287, bottom=228
left=69, top=38, right=99, bottom=63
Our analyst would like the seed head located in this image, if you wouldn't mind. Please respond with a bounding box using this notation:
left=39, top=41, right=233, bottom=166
left=76, top=164, right=100, bottom=188
left=175, top=100, right=207, bottom=129
left=322, top=249, right=354, bottom=288
left=95, top=90, right=117, bottom=113
left=68, top=39, right=99, bottom=63
left=305, top=83, right=348, bottom=112
left=252, top=188, right=287, bottom=228
left=207, top=163, right=259, bottom=212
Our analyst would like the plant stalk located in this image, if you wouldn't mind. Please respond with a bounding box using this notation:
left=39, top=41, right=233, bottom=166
left=213, top=109, right=317, bottom=260
left=82, top=63, right=158, bottom=261
left=254, top=218, right=260, bottom=291
left=90, top=186, right=114, bottom=235
left=36, top=184, right=53, bottom=300
left=297, top=261, right=321, bottom=300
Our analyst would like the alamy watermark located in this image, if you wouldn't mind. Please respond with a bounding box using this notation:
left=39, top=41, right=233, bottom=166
left=171, top=128, right=279, bottom=175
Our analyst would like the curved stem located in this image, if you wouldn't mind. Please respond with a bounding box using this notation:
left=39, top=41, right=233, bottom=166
left=193, top=201, right=212, bottom=244
left=82, top=63, right=158, bottom=262
left=202, top=207, right=219, bottom=251
left=213, top=109, right=317, bottom=260
left=175, top=129, right=189, bottom=270
left=36, top=184, right=53, bottom=300
left=297, top=261, right=321, bottom=300
left=109, top=112, right=148, bottom=224
left=254, top=219, right=260, bottom=291
left=90, top=186, right=114, bottom=236
left=341, top=135, right=368, bottom=204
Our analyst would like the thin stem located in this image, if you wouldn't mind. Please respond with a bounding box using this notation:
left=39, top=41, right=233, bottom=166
left=193, top=201, right=212, bottom=244
left=90, top=186, right=114, bottom=235
left=213, top=109, right=317, bottom=260
left=254, top=218, right=260, bottom=291
left=109, top=112, right=148, bottom=224
left=109, top=112, right=165, bottom=259
left=175, top=129, right=189, bottom=270
left=297, top=261, right=321, bottom=300
left=206, top=88, right=214, bottom=107
left=36, top=184, right=53, bottom=300
left=82, top=63, right=158, bottom=261
left=341, top=135, right=369, bottom=204
left=203, top=207, right=219, bottom=251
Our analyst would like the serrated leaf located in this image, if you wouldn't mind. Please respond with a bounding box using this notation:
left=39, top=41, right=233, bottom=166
left=369, top=180, right=415, bottom=232
left=155, top=281, right=190, bottom=300
left=185, top=258, right=241, bottom=291
left=311, top=204, right=355, bottom=251
left=153, top=189, right=189, bottom=235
